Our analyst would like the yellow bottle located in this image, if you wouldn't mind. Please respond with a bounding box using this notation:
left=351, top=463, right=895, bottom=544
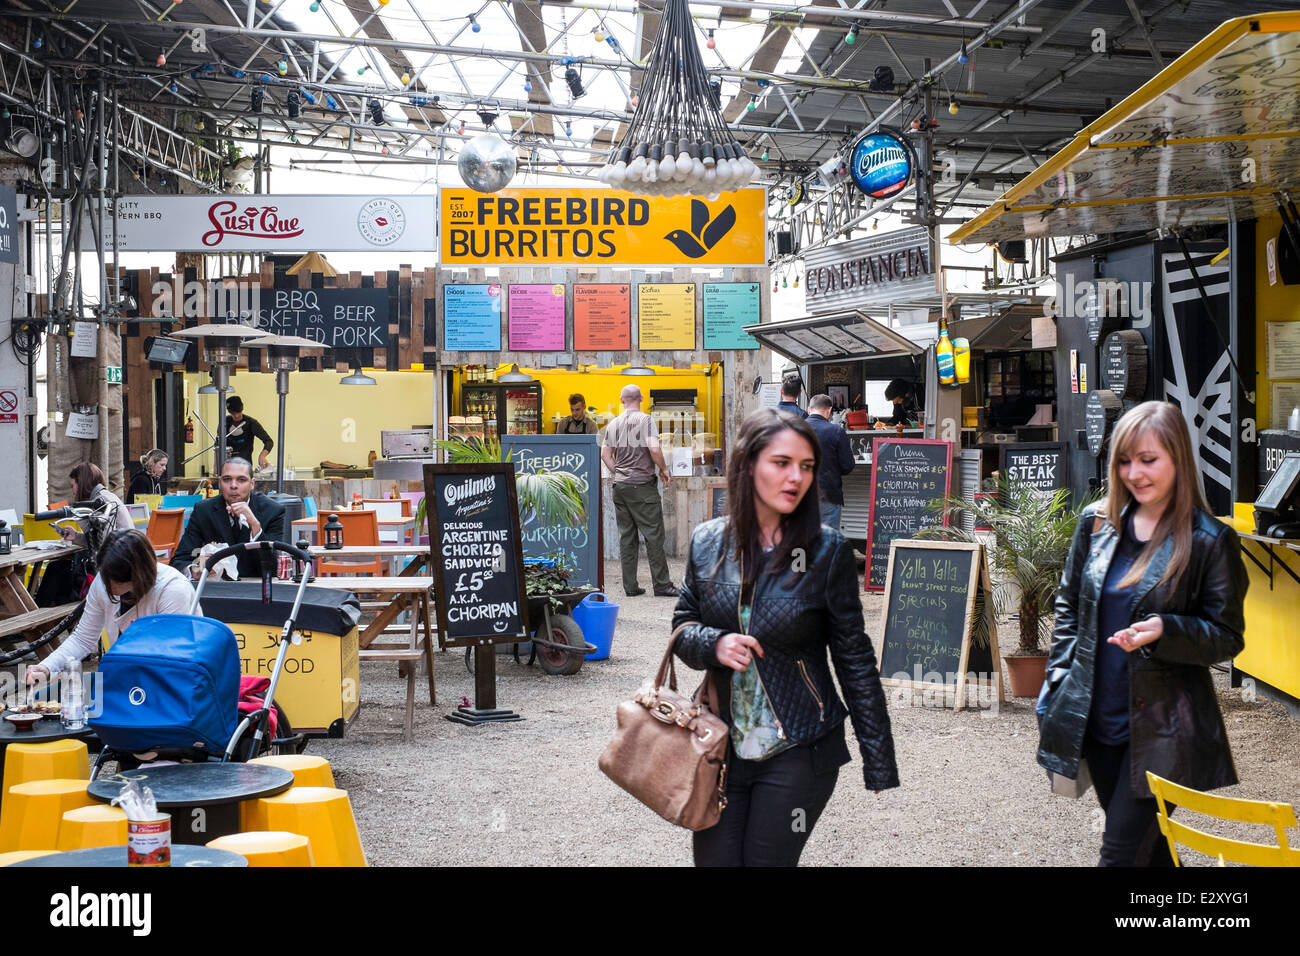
left=936, top=315, right=956, bottom=387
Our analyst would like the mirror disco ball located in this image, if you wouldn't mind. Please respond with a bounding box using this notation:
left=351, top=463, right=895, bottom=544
left=457, top=134, right=516, bottom=193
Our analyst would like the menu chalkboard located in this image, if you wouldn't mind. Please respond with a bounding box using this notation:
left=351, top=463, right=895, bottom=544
left=423, top=462, right=529, bottom=647
left=709, top=480, right=728, bottom=519
left=878, top=540, right=1001, bottom=710
left=1000, top=443, right=1066, bottom=494
left=231, top=288, right=389, bottom=348
left=500, top=435, right=602, bottom=589
left=865, top=438, right=952, bottom=590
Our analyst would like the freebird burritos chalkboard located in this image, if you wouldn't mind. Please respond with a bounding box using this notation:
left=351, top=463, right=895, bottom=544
left=501, top=434, right=602, bottom=589
left=423, top=462, right=529, bottom=648
left=865, top=437, right=952, bottom=590
left=878, top=540, right=1002, bottom=710
left=1000, top=443, right=1066, bottom=495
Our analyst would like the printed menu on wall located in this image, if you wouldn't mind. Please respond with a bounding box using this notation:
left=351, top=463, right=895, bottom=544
left=574, top=284, right=631, bottom=350
left=508, top=284, right=567, bottom=351
left=702, top=283, right=761, bottom=350
left=637, top=283, right=696, bottom=350
left=443, top=284, right=502, bottom=351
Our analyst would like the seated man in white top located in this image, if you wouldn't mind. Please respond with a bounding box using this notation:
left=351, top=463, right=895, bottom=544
left=27, top=530, right=199, bottom=682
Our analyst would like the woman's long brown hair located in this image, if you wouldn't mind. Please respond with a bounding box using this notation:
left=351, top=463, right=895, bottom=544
left=1105, top=401, right=1208, bottom=590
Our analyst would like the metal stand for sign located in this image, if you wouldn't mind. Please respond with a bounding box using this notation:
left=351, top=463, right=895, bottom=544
left=446, top=645, right=524, bottom=724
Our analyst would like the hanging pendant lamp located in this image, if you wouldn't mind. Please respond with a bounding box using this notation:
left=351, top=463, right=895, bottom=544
left=597, top=0, right=757, bottom=199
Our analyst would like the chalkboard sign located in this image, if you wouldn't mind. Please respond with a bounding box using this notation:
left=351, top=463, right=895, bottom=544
left=865, top=438, right=952, bottom=591
left=1084, top=280, right=1124, bottom=345
left=423, top=462, right=529, bottom=647
left=1085, top=389, right=1122, bottom=457
left=1258, top=430, right=1300, bottom=493
left=709, top=480, right=728, bottom=519
left=878, top=540, right=1002, bottom=710
left=1100, top=330, right=1148, bottom=399
left=239, top=288, right=389, bottom=348
left=1000, top=442, right=1067, bottom=494
left=847, top=431, right=876, bottom=462
left=500, top=435, right=602, bottom=590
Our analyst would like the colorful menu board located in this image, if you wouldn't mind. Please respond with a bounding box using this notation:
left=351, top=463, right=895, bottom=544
left=637, top=283, right=696, bottom=350
left=574, top=284, right=631, bottom=350
left=702, top=283, right=761, bottom=350
left=443, top=283, right=502, bottom=351
left=508, top=284, right=567, bottom=351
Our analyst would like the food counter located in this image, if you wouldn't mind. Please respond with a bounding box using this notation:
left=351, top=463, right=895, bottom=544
left=1228, top=506, right=1300, bottom=707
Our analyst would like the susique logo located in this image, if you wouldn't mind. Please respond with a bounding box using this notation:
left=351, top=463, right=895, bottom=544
left=201, top=201, right=304, bottom=247
left=357, top=198, right=406, bottom=246
left=664, top=199, right=736, bottom=258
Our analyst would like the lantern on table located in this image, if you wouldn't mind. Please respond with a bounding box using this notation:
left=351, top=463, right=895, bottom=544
left=323, top=515, right=344, bottom=550
left=0, top=520, right=11, bottom=555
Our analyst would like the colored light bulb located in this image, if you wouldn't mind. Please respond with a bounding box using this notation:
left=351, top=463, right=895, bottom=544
left=156, top=51, right=167, bottom=66
left=706, top=29, right=715, bottom=50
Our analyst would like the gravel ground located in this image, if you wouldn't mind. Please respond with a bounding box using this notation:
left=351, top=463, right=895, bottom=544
left=312, top=557, right=1300, bottom=866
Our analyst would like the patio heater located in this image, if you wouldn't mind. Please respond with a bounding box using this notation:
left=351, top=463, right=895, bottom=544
left=248, top=334, right=325, bottom=494
left=172, top=324, right=269, bottom=474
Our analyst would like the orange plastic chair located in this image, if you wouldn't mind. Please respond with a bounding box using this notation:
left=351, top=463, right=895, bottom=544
left=46, top=501, right=69, bottom=511
left=145, top=508, right=186, bottom=561
left=316, top=511, right=383, bottom=577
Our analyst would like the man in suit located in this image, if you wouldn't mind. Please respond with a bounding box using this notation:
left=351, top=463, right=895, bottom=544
left=171, top=458, right=286, bottom=580
left=806, top=393, right=855, bottom=531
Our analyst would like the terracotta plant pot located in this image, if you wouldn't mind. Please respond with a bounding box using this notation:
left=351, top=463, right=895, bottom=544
left=1005, top=654, right=1048, bottom=698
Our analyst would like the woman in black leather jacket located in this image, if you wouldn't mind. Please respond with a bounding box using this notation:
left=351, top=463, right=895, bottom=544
left=673, top=408, right=899, bottom=866
left=1037, top=401, right=1247, bottom=866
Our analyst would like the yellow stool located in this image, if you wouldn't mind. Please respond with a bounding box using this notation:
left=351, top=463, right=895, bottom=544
left=248, top=754, right=336, bottom=788
left=57, top=804, right=128, bottom=851
left=242, top=787, right=366, bottom=867
left=2, top=740, right=90, bottom=801
left=207, top=831, right=314, bottom=867
left=0, top=850, right=59, bottom=865
left=0, top=779, right=94, bottom=852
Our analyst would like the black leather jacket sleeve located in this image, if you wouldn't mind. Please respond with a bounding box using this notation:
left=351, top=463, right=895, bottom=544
left=1047, top=504, right=1097, bottom=675
left=1151, top=524, right=1247, bottom=666
left=825, top=536, right=900, bottom=791
left=671, top=536, right=728, bottom=670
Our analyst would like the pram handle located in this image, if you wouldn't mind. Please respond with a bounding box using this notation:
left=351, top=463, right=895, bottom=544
left=201, top=538, right=313, bottom=570
left=33, top=500, right=104, bottom=522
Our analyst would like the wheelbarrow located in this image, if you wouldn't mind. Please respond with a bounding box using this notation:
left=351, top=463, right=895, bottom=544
left=464, top=588, right=596, bottom=677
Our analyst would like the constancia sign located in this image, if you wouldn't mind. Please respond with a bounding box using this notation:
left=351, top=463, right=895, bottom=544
left=804, top=225, right=935, bottom=313
left=440, top=187, right=765, bottom=266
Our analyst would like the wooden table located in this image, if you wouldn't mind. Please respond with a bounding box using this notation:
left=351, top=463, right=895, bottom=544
left=292, top=516, right=417, bottom=545
left=306, top=544, right=427, bottom=577
left=308, top=575, right=436, bottom=738
left=0, top=543, right=83, bottom=654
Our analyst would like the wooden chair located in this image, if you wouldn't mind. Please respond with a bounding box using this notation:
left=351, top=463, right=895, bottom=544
left=1147, top=772, right=1300, bottom=867
left=144, top=508, right=186, bottom=561
left=316, top=511, right=383, bottom=577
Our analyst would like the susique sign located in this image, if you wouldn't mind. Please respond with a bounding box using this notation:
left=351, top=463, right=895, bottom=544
left=92, top=195, right=437, bottom=252
left=440, top=187, right=765, bottom=266
left=804, top=226, right=935, bottom=313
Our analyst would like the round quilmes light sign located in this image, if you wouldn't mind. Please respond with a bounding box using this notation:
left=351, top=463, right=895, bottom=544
left=850, top=131, right=913, bottom=199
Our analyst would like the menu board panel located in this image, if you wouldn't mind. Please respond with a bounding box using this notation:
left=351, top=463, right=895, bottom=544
left=508, top=284, right=567, bottom=351
left=702, top=283, right=761, bottom=350
left=443, top=283, right=502, bottom=351
left=574, top=284, right=631, bottom=350
left=637, top=283, right=696, bottom=350
left=865, top=438, right=952, bottom=590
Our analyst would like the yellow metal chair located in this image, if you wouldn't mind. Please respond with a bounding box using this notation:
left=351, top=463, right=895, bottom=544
left=1147, top=772, right=1300, bottom=866
left=0, top=779, right=94, bottom=852
left=57, top=804, right=128, bottom=851
left=207, top=831, right=314, bottom=867
left=2, top=739, right=90, bottom=804
left=248, top=754, right=336, bottom=788
left=241, top=787, right=366, bottom=867
left=0, top=850, right=59, bottom=865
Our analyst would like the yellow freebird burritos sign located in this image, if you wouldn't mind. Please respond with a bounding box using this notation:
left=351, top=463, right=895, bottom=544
left=440, top=187, right=766, bottom=266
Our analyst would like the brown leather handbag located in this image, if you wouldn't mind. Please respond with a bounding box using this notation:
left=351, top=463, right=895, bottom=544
left=598, top=625, right=730, bottom=831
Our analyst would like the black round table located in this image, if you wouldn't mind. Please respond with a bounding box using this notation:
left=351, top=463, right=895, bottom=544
left=89, top=763, right=294, bottom=845
left=0, top=715, right=97, bottom=779
left=10, top=845, right=248, bottom=867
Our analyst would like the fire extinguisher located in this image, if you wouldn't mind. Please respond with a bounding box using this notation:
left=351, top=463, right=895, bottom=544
left=185, top=416, right=195, bottom=443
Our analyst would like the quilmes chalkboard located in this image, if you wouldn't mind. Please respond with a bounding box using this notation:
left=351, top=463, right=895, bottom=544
left=1000, top=443, right=1067, bottom=495
left=423, top=462, right=529, bottom=647
left=865, top=437, right=952, bottom=590
left=878, top=540, right=1002, bottom=710
left=500, top=434, right=602, bottom=590
left=242, top=287, right=389, bottom=348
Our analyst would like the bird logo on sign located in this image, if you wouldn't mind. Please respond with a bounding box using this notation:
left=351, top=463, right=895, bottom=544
left=664, top=200, right=736, bottom=258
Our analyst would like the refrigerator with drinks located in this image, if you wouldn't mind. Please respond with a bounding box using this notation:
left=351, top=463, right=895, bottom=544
left=460, top=382, right=543, bottom=436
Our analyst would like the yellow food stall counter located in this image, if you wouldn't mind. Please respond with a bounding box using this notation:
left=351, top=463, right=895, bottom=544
left=1227, top=506, right=1300, bottom=705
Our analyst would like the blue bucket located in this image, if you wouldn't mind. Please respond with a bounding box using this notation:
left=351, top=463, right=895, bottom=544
left=573, top=592, right=619, bottom=661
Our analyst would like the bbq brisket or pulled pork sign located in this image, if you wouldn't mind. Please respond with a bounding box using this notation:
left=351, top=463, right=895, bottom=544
left=424, top=463, right=529, bottom=647
left=218, top=288, right=389, bottom=348
left=92, top=195, right=438, bottom=251
left=804, top=226, right=935, bottom=312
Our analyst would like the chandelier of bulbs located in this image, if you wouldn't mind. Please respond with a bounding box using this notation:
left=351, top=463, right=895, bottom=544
left=597, top=0, right=758, bottom=198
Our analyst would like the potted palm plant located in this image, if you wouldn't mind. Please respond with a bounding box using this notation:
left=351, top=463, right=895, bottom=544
left=921, top=477, right=1092, bottom=697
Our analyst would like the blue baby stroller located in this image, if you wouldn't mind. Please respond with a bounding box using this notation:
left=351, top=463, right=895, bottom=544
left=89, top=540, right=314, bottom=777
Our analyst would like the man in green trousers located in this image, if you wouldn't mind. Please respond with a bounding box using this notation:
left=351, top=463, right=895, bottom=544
left=601, top=384, right=678, bottom=597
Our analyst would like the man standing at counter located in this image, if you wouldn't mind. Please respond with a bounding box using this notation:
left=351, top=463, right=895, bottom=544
left=777, top=373, right=807, bottom=419
left=806, top=394, right=855, bottom=531
left=226, top=395, right=274, bottom=471
left=601, top=384, right=677, bottom=598
left=556, top=393, right=599, bottom=435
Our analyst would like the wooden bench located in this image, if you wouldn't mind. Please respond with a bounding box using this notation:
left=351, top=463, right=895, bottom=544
left=0, top=603, right=80, bottom=641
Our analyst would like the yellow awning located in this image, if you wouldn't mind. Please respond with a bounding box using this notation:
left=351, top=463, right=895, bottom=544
left=950, top=11, right=1300, bottom=246
left=286, top=251, right=338, bottom=276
